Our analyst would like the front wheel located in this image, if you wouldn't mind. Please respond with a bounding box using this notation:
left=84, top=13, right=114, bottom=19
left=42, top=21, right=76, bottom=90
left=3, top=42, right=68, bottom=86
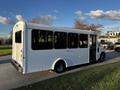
left=54, top=61, right=66, bottom=73
left=99, top=52, right=106, bottom=62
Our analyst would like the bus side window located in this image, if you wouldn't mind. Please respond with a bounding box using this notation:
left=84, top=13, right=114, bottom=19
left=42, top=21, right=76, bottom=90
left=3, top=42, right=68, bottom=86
left=68, top=33, right=78, bottom=48
left=54, top=32, right=67, bottom=49
left=79, top=34, right=88, bottom=48
left=32, top=29, right=53, bottom=50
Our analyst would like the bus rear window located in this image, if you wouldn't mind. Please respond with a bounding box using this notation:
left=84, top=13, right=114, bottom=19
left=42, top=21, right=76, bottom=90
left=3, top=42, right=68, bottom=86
left=15, top=31, right=22, bottom=43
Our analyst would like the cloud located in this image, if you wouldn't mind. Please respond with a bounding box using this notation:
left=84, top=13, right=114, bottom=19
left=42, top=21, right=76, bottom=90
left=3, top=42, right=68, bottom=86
left=75, top=10, right=86, bottom=20
left=106, top=10, right=120, bottom=20
left=0, top=16, right=14, bottom=25
left=88, top=9, right=120, bottom=21
left=16, top=15, right=24, bottom=21
left=29, top=15, right=57, bottom=25
left=75, top=9, right=120, bottom=21
left=0, top=14, right=56, bottom=26
left=75, top=11, right=82, bottom=16
left=88, top=10, right=105, bottom=18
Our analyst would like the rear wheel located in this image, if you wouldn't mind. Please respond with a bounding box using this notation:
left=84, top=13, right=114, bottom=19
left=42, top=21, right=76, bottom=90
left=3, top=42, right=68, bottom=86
left=99, top=52, right=106, bottom=62
left=54, top=61, right=66, bottom=73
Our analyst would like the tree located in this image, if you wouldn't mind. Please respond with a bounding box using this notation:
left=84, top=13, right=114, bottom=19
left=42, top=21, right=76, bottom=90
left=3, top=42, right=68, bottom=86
left=6, top=31, right=12, bottom=45
left=74, top=20, right=103, bottom=31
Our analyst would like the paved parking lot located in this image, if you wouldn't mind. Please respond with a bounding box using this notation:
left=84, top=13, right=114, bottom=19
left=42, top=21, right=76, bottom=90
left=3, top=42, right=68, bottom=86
left=0, top=50, right=120, bottom=90
left=105, top=50, right=120, bottom=60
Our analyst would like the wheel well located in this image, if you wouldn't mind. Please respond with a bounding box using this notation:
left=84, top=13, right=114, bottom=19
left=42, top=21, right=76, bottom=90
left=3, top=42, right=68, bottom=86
left=100, top=52, right=106, bottom=58
left=101, top=52, right=105, bottom=55
left=52, top=60, right=67, bottom=70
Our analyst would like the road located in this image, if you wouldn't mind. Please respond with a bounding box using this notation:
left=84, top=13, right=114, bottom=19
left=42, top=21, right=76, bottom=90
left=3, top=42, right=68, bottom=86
left=0, top=50, right=120, bottom=90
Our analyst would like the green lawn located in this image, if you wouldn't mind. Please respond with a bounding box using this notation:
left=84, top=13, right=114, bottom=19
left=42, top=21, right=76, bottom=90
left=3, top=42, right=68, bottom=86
left=0, top=49, right=12, bottom=55
left=14, top=61, right=120, bottom=90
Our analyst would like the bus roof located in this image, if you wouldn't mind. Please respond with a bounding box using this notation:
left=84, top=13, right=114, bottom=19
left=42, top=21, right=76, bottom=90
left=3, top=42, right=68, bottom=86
left=14, top=21, right=99, bottom=35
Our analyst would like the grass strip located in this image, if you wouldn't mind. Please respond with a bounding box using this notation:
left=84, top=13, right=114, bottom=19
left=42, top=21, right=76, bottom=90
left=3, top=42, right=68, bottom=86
left=0, top=49, right=12, bottom=56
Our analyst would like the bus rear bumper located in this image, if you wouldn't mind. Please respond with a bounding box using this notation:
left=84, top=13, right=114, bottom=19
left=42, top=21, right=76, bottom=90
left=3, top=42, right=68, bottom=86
left=11, top=59, right=23, bottom=73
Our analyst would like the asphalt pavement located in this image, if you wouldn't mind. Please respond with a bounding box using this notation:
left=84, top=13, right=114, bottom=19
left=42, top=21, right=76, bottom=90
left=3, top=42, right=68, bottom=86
left=0, top=55, right=11, bottom=64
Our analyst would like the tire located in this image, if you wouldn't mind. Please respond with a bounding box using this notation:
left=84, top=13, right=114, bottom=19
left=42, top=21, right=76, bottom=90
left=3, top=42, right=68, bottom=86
left=54, top=61, right=66, bottom=73
left=99, top=52, right=106, bottom=62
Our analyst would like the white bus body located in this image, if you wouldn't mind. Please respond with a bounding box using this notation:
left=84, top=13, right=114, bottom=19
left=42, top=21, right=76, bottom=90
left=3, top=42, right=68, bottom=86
left=12, top=21, right=105, bottom=74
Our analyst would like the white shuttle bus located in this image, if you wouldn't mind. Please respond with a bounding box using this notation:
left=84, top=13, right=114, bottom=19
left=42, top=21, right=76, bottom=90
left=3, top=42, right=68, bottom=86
left=12, top=21, right=105, bottom=74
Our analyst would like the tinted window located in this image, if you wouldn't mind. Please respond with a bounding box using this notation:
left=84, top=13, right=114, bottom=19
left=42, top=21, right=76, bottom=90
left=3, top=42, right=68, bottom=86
left=68, top=33, right=78, bottom=48
left=32, top=30, right=53, bottom=50
left=15, top=31, right=22, bottom=43
left=54, top=32, right=67, bottom=49
left=79, top=34, right=88, bottom=48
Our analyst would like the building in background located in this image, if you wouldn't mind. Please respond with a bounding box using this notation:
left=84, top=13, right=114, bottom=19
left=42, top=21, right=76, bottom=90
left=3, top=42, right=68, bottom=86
left=106, top=31, right=120, bottom=36
left=99, top=31, right=120, bottom=44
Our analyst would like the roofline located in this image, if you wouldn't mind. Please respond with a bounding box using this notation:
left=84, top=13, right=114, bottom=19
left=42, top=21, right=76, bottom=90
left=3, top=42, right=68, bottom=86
left=14, top=21, right=99, bottom=35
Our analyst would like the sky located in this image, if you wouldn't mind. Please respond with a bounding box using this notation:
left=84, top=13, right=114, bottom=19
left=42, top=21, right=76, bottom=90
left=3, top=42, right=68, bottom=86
left=0, top=0, right=120, bottom=35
